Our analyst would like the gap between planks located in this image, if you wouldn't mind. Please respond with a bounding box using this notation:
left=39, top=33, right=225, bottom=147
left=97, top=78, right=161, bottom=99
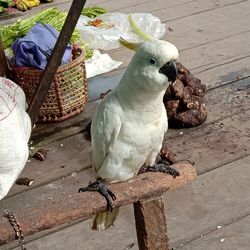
left=194, top=56, right=250, bottom=75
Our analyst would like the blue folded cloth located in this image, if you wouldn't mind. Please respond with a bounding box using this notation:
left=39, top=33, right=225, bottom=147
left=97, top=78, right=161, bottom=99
left=12, top=23, right=71, bottom=70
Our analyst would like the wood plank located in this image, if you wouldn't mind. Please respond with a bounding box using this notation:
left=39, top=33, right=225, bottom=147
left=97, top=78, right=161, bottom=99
left=126, top=0, right=250, bottom=49
left=99, top=0, right=156, bottom=12
left=0, top=163, right=196, bottom=245
left=101, top=0, right=194, bottom=12
left=2, top=75, right=248, bottom=248
left=155, top=0, right=249, bottom=23
left=3, top=0, right=249, bottom=51
left=108, top=29, right=250, bottom=81
left=8, top=132, right=92, bottom=196
left=107, top=0, right=250, bottom=74
left=179, top=34, right=250, bottom=87
left=202, top=78, right=249, bottom=123
left=119, top=0, right=243, bottom=14
left=174, top=215, right=250, bottom=250
left=166, top=155, right=250, bottom=248
left=192, top=56, right=250, bottom=84
left=31, top=97, right=96, bottom=144
left=166, top=109, right=250, bottom=174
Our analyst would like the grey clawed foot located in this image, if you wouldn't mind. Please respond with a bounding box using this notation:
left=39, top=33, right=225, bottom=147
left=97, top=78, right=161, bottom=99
left=78, top=180, right=116, bottom=211
left=147, top=164, right=180, bottom=178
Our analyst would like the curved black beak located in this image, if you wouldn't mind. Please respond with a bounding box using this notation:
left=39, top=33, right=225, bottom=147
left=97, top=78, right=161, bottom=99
left=159, top=61, right=178, bottom=83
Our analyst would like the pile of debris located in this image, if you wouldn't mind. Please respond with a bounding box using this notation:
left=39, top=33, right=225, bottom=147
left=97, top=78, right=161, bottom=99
left=164, top=62, right=207, bottom=127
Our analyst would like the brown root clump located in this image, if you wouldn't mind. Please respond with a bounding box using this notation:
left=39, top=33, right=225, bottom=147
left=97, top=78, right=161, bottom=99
left=164, top=62, right=207, bottom=128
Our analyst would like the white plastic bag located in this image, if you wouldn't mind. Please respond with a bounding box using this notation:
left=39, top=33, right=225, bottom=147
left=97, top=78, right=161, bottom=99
left=85, top=50, right=122, bottom=78
left=0, top=77, right=31, bottom=200
left=76, top=13, right=166, bottom=50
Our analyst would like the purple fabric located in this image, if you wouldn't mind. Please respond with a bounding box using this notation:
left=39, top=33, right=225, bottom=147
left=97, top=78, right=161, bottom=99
left=12, top=23, right=71, bottom=70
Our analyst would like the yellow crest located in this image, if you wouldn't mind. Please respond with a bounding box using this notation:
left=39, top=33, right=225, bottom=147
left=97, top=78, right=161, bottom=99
left=119, top=14, right=153, bottom=51
left=119, top=37, right=139, bottom=51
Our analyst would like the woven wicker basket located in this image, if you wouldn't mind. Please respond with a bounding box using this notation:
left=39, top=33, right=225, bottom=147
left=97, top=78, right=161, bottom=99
left=12, top=49, right=87, bottom=123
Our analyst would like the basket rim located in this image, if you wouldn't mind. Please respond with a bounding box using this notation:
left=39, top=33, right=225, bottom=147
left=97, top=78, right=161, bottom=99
left=13, top=48, right=85, bottom=74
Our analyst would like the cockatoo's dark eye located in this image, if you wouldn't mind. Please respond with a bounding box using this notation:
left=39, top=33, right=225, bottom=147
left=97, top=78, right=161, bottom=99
left=149, top=58, right=156, bottom=64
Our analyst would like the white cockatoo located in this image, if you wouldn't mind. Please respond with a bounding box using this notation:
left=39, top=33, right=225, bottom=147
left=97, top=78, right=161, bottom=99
left=0, top=77, right=31, bottom=200
left=79, top=15, right=179, bottom=230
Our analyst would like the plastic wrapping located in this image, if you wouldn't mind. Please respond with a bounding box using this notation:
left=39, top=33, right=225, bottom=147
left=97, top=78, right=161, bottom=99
left=85, top=50, right=122, bottom=78
left=76, top=13, right=166, bottom=50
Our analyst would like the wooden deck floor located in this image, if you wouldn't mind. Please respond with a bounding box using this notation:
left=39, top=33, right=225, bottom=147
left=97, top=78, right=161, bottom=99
left=1, top=0, right=250, bottom=249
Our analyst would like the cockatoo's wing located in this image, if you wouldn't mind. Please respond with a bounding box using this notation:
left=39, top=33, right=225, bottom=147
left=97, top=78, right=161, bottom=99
left=90, top=95, right=123, bottom=230
left=91, top=95, right=122, bottom=174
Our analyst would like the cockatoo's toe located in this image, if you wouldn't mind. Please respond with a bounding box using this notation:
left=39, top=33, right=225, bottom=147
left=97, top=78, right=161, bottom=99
left=147, top=164, right=180, bottom=178
left=78, top=179, right=116, bottom=211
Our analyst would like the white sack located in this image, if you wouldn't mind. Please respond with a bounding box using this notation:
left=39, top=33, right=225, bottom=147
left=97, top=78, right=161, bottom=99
left=0, top=77, right=31, bottom=200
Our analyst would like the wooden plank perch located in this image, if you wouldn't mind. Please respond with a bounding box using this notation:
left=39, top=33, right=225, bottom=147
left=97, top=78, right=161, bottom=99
left=0, top=163, right=196, bottom=249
